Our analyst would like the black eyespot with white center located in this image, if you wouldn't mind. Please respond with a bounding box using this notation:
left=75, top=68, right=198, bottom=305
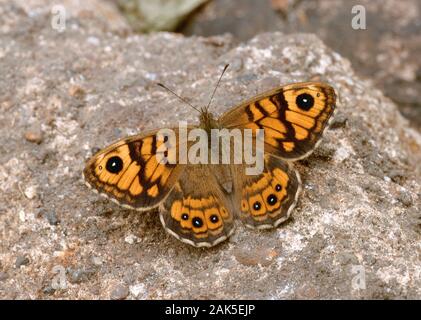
left=296, top=93, right=314, bottom=111
left=181, top=213, right=189, bottom=220
left=192, top=217, right=203, bottom=228
left=253, top=201, right=261, bottom=211
left=275, top=184, right=282, bottom=191
left=210, top=214, right=219, bottom=224
left=267, top=194, right=278, bottom=205
left=106, top=156, right=123, bottom=174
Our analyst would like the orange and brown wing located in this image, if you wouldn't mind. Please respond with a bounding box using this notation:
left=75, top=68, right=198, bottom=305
left=83, top=130, right=184, bottom=210
left=234, top=155, right=301, bottom=229
left=220, top=82, right=336, bottom=160
left=159, top=165, right=235, bottom=247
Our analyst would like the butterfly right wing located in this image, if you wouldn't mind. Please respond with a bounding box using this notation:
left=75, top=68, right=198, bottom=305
left=233, top=154, right=301, bottom=229
left=220, top=82, right=336, bottom=160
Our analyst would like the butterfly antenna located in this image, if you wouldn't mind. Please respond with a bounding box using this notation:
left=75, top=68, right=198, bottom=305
left=206, top=64, right=229, bottom=111
left=157, top=83, right=201, bottom=113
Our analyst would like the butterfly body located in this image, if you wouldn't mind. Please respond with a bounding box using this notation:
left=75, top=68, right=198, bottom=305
left=198, top=108, right=220, bottom=133
left=83, top=81, right=336, bottom=247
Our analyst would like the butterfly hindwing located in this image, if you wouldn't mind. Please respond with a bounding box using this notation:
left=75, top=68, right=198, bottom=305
left=159, top=164, right=235, bottom=247
left=83, top=131, right=184, bottom=210
left=220, top=82, right=336, bottom=160
left=234, top=155, right=301, bottom=229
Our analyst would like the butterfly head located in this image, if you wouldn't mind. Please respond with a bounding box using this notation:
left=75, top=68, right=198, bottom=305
left=199, top=107, right=219, bottom=133
left=198, top=64, right=229, bottom=132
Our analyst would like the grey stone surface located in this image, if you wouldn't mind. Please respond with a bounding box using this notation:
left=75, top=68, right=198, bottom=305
left=0, top=2, right=420, bottom=299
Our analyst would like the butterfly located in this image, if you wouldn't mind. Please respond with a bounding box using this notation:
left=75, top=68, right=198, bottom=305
left=83, top=70, right=336, bottom=248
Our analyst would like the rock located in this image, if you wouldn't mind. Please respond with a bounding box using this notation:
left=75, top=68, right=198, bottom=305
left=129, top=283, right=146, bottom=299
left=336, top=252, right=359, bottom=266
left=124, top=234, right=140, bottom=245
left=397, top=191, right=413, bottom=207
left=0, top=272, right=9, bottom=281
left=68, top=85, right=86, bottom=99
left=42, top=286, right=56, bottom=295
left=44, top=211, right=60, bottom=226
left=295, top=284, right=319, bottom=299
left=233, top=246, right=278, bottom=267
left=68, top=268, right=96, bottom=284
left=0, top=0, right=420, bottom=300
left=110, top=284, right=129, bottom=300
left=13, top=0, right=130, bottom=32
left=118, top=0, right=208, bottom=33
left=23, top=185, right=38, bottom=199
left=24, top=125, right=43, bottom=144
left=15, top=255, right=30, bottom=268
left=91, top=256, right=103, bottom=266
left=329, top=113, right=348, bottom=130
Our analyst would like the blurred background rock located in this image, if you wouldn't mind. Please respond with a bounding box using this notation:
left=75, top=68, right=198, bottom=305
left=116, top=0, right=421, bottom=130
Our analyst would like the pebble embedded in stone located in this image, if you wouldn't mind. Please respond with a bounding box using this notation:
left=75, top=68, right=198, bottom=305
left=0, top=272, right=9, bottom=281
left=15, top=255, right=30, bottom=268
left=110, top=284, right=130, bottom=300
left=397, top=191, right=413, bottom=207
left=129, top=283, right=146, bottom=298
left=24, top=129, right=43, bottom=144
left=23, top=185, right=38, bottom=200
left=91, top=256, right=103, bottom=266
left=233, top=247, right=278, bottom=267
left=44, top=211, right=60, bottom=225
left=124, top=234, right=139, bottom=244
left=42, top=286, right=56, bottom=295
left=68, top=85, right=86, bottom=98
left=68, top=268, right=96, bottom=284
left=330, top=113, right=348, bottom=129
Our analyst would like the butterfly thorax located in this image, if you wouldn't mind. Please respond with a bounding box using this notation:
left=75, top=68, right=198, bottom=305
left=199, top=108, right=220, bottom=134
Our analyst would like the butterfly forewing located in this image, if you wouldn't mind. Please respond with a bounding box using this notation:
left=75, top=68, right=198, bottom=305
left=83, top=130, right=184, bottom=210
left=220, top=82, right=336, bottom=160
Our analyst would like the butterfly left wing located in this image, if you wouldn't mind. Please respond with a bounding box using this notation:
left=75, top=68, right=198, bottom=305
left=159, top=164, right=235, bottom=247
left=233, top=154, right=301, bottom=229
left=83, top=130, right=184, bottom=210
left=220, top=82, right=336, bottom=160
